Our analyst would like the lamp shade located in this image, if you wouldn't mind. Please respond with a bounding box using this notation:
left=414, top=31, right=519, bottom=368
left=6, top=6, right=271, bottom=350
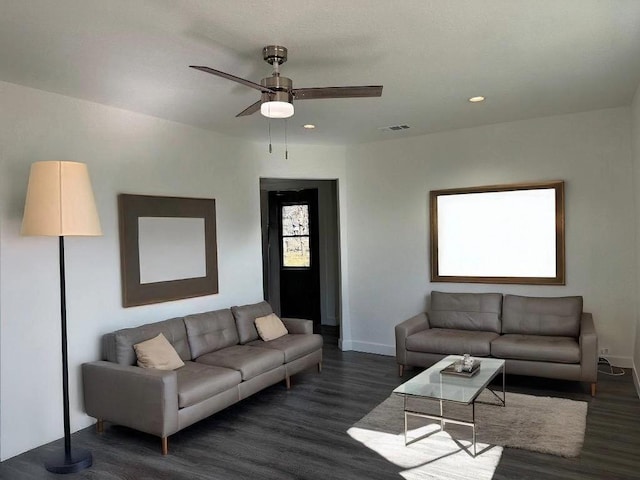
left=21, top=161, right=102, bottom=237
left=260, top=101, right=294, bottom=119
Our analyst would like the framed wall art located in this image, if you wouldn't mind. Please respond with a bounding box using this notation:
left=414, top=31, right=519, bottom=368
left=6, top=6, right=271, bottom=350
left=430, top=181, right=565, bottom=285
left=118, top=194, right=218, bottom=307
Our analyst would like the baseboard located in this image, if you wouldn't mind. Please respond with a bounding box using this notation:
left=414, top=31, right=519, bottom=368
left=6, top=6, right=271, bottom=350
left=346, top=341, right=395, bottom=357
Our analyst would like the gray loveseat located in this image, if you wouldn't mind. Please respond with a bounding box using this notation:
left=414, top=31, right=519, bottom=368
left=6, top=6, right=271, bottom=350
left=82, top=301, right=322, bottom=454
left=395, top=292, right=598, bottom=396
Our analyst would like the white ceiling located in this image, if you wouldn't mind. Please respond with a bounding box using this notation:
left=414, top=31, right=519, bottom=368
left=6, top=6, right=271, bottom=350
left=2, top=0, right=640, bottom=145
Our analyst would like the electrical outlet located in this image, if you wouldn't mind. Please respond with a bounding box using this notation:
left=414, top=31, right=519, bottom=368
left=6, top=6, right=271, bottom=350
left=600, top=347, right=609, bottom=355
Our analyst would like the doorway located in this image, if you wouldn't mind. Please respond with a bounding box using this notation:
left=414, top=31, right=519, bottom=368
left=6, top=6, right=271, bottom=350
left=260, top=179, right=340, bottom=341
left=269, top=189, right=321, bottom=324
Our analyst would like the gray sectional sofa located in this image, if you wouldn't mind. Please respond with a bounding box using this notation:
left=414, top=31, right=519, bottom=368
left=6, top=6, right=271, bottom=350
left=82, top=301, right=322, bottom=454
left=395, top=292, right=598, bottom=395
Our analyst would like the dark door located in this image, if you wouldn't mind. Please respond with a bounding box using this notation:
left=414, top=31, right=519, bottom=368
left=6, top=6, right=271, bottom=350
left=268, top=189, right=321, bottom=330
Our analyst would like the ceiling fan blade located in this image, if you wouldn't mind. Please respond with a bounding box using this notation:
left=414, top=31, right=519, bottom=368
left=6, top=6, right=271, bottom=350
left=236, top=100, right=262, bottom=117
left=189, top=66, right=275, bottom=94
left=293, top=85, right=383, bottom=100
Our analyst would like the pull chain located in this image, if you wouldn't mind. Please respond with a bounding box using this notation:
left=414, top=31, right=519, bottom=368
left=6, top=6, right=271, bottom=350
left=268, top=118, right=272, bottom=154
left=284, top=119, right=288, bottom=160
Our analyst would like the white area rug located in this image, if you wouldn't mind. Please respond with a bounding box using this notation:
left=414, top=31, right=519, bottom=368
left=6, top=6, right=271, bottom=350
left=348, top=391, right=588, bottom=480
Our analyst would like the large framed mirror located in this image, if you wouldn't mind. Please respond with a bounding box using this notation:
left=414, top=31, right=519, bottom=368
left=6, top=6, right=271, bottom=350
left=430, top=181, right=565, bottom=285
left=118, top=194, right=218, bottom=307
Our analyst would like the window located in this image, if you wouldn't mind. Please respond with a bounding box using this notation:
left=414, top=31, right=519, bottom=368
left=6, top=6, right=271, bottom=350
left=281, top=204, right=311, bottom=267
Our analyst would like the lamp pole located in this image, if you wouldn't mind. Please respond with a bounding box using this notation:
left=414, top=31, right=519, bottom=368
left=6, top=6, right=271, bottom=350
left=44, top=236, right=92, bottom=474
left=60, top=236, right=71, bottom=455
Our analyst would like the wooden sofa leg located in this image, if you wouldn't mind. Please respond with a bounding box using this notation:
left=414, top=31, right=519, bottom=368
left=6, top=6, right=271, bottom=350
left=591, top=383, right=596, bottom=397
left=285, top=376, right=291, bottom=389
left=161, top=437, right=168, bottom=455
left=96, top=419, right=104, bottom=434
left=318, top=362, right=322, bottom=373
left=399, top=364, right=404, bottom=377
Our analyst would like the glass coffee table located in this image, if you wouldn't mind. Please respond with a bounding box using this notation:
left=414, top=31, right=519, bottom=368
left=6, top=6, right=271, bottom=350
left=393, top=355, right=505, bottom=456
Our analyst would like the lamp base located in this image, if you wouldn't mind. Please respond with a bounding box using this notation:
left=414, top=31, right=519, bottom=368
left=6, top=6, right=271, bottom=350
left=44, top=447, right=92, bottom=474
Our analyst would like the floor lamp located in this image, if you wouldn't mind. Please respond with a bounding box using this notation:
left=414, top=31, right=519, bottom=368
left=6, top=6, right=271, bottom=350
left=21, top=161, right=102, bottom=474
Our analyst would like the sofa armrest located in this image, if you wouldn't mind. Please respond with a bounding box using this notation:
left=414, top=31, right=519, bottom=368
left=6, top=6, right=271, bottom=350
left=281, top=317, right=313, bottom=334
left=395, top=313, right=430, bottom=365
left=579, top=312, right=598, bottom=383
left=82, top=361, right=179, bottom=437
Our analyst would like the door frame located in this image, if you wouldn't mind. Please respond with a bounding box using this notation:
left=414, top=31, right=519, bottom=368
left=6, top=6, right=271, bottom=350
left=260, top=178, right=341, bottom=332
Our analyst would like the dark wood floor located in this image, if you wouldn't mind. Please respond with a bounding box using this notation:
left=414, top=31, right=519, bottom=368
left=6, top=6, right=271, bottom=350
left=1, top=332, right=639, bottom=480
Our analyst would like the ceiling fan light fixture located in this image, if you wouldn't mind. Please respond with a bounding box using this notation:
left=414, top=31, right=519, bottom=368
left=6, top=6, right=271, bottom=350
left=261, top=101, right=294, bottom=119
left=191, top=45, right=382, bottom=119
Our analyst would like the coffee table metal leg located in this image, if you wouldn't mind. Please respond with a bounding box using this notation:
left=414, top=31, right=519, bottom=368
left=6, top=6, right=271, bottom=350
left=404, top=412, right=408, bottom=445
left=502, top=364, right=506, bottom=405
left=472, top=402, right=476, bottom=456
left=481, top=365, right=507, bottom=407
left=404, top=396, right=408, bottom=445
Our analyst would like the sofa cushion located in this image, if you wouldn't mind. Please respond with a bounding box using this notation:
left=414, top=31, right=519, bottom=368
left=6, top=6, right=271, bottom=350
left=247, top=334, right=323, bottom=362
left=176, top=361, right=241, bottom=409
left=429, top=291, right=503, bottom=334
left=184, top=309, right=239, bottom=358
left=196, top=345, right=284, bottom=381
left=133, top=333, right=185, bottom=370
left=255, top=313, right=288, bottom=342
left=405, top=328, right=499, bottom=356
left=491, top=334, right=580, bottom=363
left=231, top=301, right=273, bottom=344
left=502, top=295, right=582, bottom=337
left=105, top=317, right=191, bottom=365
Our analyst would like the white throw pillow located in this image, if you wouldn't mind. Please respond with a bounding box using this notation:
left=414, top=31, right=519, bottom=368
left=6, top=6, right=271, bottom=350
left=255, top=313, right=289, bottom=341
left=133, top=333, right=185, bottom=370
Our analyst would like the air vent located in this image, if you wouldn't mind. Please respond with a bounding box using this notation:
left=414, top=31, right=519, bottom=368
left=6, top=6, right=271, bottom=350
left=378, top=124, right=410, bottom=132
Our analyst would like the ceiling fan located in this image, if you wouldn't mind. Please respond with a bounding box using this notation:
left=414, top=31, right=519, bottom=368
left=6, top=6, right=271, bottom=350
left=190, top=45, right=383, bottom=119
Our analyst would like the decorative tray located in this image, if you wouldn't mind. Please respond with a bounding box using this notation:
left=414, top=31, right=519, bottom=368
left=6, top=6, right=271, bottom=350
left=440, top=359, right=481, bottom=377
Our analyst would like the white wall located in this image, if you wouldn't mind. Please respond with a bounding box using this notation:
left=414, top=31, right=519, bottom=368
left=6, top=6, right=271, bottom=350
left=344, top=108, right=637, bottom=366
left=632, top=83, right=640, bottom=397
left=0, top=81, right=348, bottom=460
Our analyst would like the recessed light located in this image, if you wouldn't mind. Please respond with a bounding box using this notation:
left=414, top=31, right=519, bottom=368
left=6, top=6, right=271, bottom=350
left=303, top=124, right=316, bottom=129
left=468, top=96, right=485, bottom=103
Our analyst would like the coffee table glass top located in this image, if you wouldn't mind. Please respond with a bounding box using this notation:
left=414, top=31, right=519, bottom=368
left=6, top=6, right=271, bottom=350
left=393, top=355, right=505, bottom=404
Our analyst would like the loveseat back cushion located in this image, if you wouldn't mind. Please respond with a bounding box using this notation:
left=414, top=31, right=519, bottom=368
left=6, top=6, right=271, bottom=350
left=429, top=291, right=503, bottom=333
left=502, top=295, right=582, bottom=337
left=231, top=301, right=273, bottom=344
left=104, top=317, right=191, bottom=365
left=184, top=309, right=239, bottom=358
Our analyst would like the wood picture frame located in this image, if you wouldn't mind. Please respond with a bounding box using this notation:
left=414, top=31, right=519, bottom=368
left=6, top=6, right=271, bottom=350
left=430, top=181, right=565, bottom=285
left=118, top=194, right=218, bottom=307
